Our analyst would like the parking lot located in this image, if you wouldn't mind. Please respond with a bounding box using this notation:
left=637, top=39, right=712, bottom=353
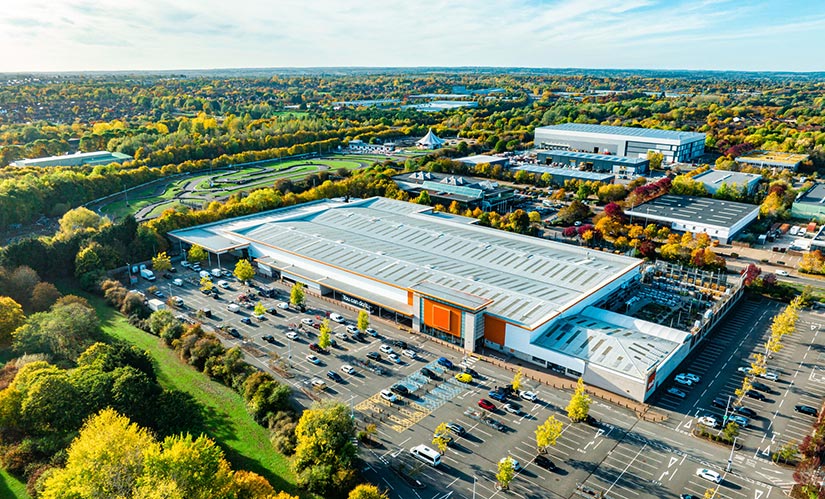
left=138, top=266, right=806, bottom=499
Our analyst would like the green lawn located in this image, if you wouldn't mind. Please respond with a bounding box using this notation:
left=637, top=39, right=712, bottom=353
left=79, top=292, right=300, bottom=496
left=0, top=468, right=30, bottom=499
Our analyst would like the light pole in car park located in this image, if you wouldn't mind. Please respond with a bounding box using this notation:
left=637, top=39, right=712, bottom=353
left=726, top=436, right=738, bottom=472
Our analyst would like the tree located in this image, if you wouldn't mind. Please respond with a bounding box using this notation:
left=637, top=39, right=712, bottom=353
left=200, top=276, right=213, bottom=292
left=29, top=281, right=62, bottom=312
left=741, top=263, right=762, bottom=287
left=254, top=302, right=266, bottom=317
left=496, top=456, right=516, bottom=490
left=58, top=207, right=108, bottom=239
left=140, top=434, right=233, bottom=499
left=293, top=400, right=357, bottom=495
left=234, top=259, right=255, bottom=282
left=318, top=319, right=331, bottom=350
left=187, top=245, right=207, bottom=264
left=722, top=421, right=740, bottom=441
left=152, top=252, right=172, bottom=273
left=432, top=422, right=450, bottom=454
left=566, top=378, right=591, bottom=423
left=415, top=191, right=431, bottom=205
left=512, top=368, right=524, bottom=392
left=556, top=200, right=591, bottom=225
left=0, top=296, right=25, bottom=344
left=357, top=309, right=370, bottom=332
left=13, top=301, right=101, bottom=363
left=290, top=282, right=305, bottom=309
left=647, top=150, right=664, bottom=170
left=734, top=377, right=752, bottom=405
left=535, top=415, right=563, bottom=453
left=348, top=484, right=389, bottom=499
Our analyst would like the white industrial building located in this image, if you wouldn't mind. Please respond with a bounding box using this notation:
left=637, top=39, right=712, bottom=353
left=692, top=170, right=762, bottom=195
left=534, top=123, right=706, bottom=163
left=625, top=195, right=759, bottom=243
left=169, top=197, right=741, bottom=401
left=11, top=150, right=133, bottom=167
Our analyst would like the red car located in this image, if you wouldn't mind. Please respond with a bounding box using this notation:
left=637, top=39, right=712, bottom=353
left=478, top=399, right=496, bottom=411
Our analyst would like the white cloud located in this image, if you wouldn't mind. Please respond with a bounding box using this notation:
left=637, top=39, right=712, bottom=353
left=0, top=0, right=821, bottom=71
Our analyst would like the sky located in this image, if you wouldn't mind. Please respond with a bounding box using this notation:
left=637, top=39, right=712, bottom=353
left=1, top=0, right=824, bottom=72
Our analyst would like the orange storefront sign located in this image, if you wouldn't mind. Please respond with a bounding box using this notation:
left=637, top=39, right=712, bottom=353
left=423, top=299, right=462, bottom=337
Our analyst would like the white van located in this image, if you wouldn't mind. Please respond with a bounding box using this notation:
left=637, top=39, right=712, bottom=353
left=211, top=268, right=222, bottom=277
left=227, top=303, right=240, bottom=313
left=409, top=444, right=441, bottom=467
left=199, top=270, right=211, bottom=280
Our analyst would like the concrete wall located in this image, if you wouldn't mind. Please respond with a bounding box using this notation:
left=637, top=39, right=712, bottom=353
left=584, top=364, right=647, bottom=401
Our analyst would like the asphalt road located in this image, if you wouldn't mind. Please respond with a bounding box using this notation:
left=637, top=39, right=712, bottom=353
left=139, top=269, right=811, bottom=499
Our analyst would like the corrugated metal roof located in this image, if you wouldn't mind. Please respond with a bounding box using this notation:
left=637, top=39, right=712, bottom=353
left=536, top=123, right=706, bottom=142
left=171, top=197, right=641, bottom=328
left=625, top=195, right=759, bottom=229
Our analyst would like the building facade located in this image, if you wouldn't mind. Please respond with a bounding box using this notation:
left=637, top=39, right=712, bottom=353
left=11, top=150, right=133, bottom=167
left=534, top=123, right=706, bottom=163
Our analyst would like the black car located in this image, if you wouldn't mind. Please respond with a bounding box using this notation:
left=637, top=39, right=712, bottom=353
left=168, top=267, right=177, bottom=273
left=534, top=454, right=557, bottom=471
left=326, top=371, right=344, bottom=383
left=390, top=384, right=409, bottom=396
left=483, top=417, right=505, bottom=431
left=366, top=351, right=381, bottom=361
left=352, top=332, right=366, bottom=341
left=420, top=367, right=438, bottom=380
left=734, top=406, right=757, bottom=418
left=262, top=335, right=276, bottom=344
left=745, top=390, right=766, bottom=401
left=229, top=328, right=242, bottom=339
left=463, top=367, right=479, bottom=377
left=680, top=495, right=699, bottom=499
left=162, top=272, right=173, bottom=279
left=392, top=340, right=408, bottom=349
left=266, top=307, right=278, bottom=315
left=795, top=404, right=819, bottom=416
left=711, top=397, right=732, bottom=410
left=240, top=317, right=252, bottom=325
left=751, top=381, right=772, bottom=393
left=446, top=422, right=466, bottom=436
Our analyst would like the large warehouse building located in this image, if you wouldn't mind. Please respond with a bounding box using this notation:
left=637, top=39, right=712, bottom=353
left=11, top=150, right=133, bottom=167
left=534, top=123, right=706, bottom=163
left=169, top=197, right=741, bottom=401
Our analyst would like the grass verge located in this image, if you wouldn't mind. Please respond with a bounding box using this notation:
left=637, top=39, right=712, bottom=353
left=76, top=289, right=301, bottom=496
left=0, top=468, right=30, bottom=499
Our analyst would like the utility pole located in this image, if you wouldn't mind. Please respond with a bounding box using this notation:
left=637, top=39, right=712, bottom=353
left=726, top=436, right=738, bottom=472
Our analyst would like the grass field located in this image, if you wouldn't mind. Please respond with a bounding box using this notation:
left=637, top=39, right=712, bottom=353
left=79, top=292, right=301, bottom=496
left=0, top=468, right=30, bottom=499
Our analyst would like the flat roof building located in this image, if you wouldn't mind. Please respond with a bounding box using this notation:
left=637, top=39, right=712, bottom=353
left=534, top=123, right=705, bottom=164
left=692, top=169, right=762, bottom=195
left=11, top=150, right=133, bottom=167
left=793, top=183, right=825, bottom=222
left=537, top=149, right=649, bottom=175
left=735, top=150, right=809, bottom=171
left=169, top=197, right=742, bottom=402
left=393, top=171, right=515, bottom=212
left=454, top=154, right=509, bottom=168
left=512, top=164, right=614, bottom=185
left=625, top=195, right=759, bottom=243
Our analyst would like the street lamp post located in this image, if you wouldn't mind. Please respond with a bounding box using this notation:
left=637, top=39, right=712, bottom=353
left=472, top=476, right=476, bottom=499
left=726, top=436, right=738, bottom=472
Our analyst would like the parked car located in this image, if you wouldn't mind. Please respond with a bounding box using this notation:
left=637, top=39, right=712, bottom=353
left=455, top=373, right=472, bottom=383
left=346, top=325, right=359, bottom=334
left=391, top=384, right=409, bottom=396
left=761, top=371, right=780, bottom=381
left=366, top=327, right=379, bottom=337
left=503, top=403, right=524, bottom=415
left=737, top=366, right=753, bottom=375
left=379, top=344, right=394, bottom=354
left=499, top=456, right=521, bottom=472
left=306, top=355, right=321, bottom=365
left=310, top=378, right=326, bottom=389
left=329, top=313, right=345, bottom=323
left=462, top=367, right=479, bottom=377
left=534, top=454, right=556, bottom=471
left=261, top=335, right=276, bottom=344
left=366, top=351, right=381, bottom=361
left=695, top=468, right=722, bottom=483
left=402, top=349, right=417, bottom=359
left=734, top=406, right=757, bottom=418
left=682, top=373, right=702, bottom=383
left=795, top=404, right=819, bottom=416
left=519, top=390, right=538, bottom=402
left=478, top=399, right=496, bottom=411
left=300, top=318, right=315, bottom=327
left=751, top=381, right=772, bottom=393
left=725, top=415, right=749, bottom=428
left=326, top=371, right=344, bottom=383
left=308, top=343, right=322, bottom=352
left=340, top=364, right=355, bottom=374
left=697, top=416, right=720, bottom=428
left=392, top=340, right=409, bottom=349
left=277, top=302, right=290, bottom=310
left=483, top=417, right=505, bottom=431
left=285, top=331, right=298, bottom=340
left=489, top=390, right=508, bottom=402
left=711, top=397, right=732, bottom=410
left=388, top=353, right=402, bottom=364
left=437, top=357, right=454, bottom=369
left=380, top=389, right=398, bottom=402
left=674, top=374, right=693, bottom=386
left=446, top=422, right=466, bottom=436
left=420, top=367, right=438, bottom=380
left=667, top=387, right=687, bottom=398
left=745, top=390, right=766, bottom=401
left=240, top=317, right=252, bottom=325
left=172, top=278, right=183, bottom=286
left=229, top=328, right=242, bottom=339
left=334, top=332, right=348, bottom=340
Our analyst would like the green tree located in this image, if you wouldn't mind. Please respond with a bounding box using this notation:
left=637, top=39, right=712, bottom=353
left=13, top=301, right=101, bottom=363
left=152, top=251, right=172, bottom=273
left=357, top=309, right=370, bottom=332
left=415, top=191, right=431, bottom=205
left=187, top=245, right=207, bottom=264
left=647, top=150, right=664, bottom=170
left=556, top=200, right=592, bottom=225
left=348, top=483, right=389, bottom=499
left=566, top=378, right=591, bottom=423
left=496, top=456, right=516, bottom=490
left=535, top=415, right=563, bottom=453
left=432, top=422, right=450, bottom=454
left=290, top=282, right=305, bottom=309
left=722, top=421, right=740, bottom=441
left=0, top=296, right=25, bottom=344
left=140, top=434, right=233, bottom=499
left=234, top=259, right=255, bottom=282
left=58, top=206, right=108, bottom=239
left=512, top=367, right=524, bottom=392
left=318, top=319, right=331, bottom=350
left=293, top=400, right=357, bottom=495
left=254, top=302, right=266, bottom=317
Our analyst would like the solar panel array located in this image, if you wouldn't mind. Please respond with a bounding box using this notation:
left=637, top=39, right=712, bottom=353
left=229, top=197, right=639, bottom=327
left=421, top=180, right=484, bottom=200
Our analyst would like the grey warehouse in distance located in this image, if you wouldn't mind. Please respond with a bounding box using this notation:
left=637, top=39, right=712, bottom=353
left=534, top=123, right=706, bottom=164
